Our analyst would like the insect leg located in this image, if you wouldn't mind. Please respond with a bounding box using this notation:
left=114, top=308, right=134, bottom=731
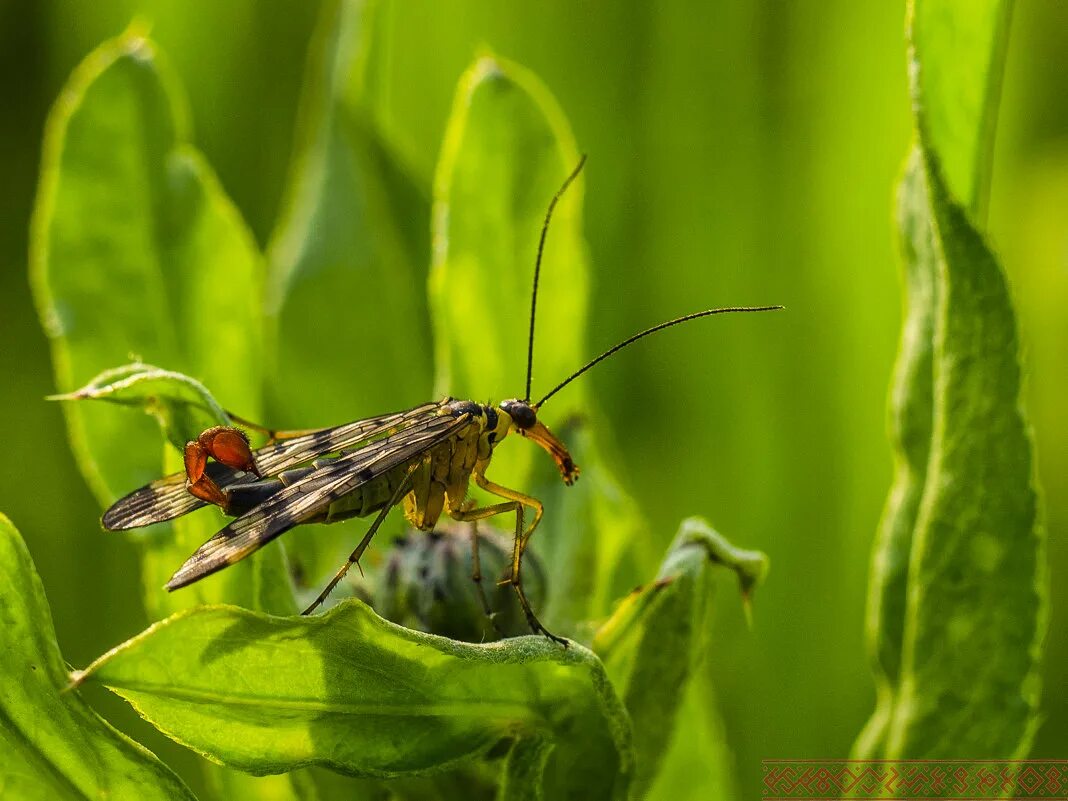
left=458, top=505, right=501, bottom=636
left=301, top=467, right=415, bottom=616
left=451, top=484, right=563, bottom=646
left=224, top=410, right=327, bottom=443
left=472, top=474, right=543, bottom=586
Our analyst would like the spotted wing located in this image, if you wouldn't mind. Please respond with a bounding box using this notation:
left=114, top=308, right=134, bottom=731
left=101, top=400, right=448, bottom=531
left=165, top=412, right=473, bottom=590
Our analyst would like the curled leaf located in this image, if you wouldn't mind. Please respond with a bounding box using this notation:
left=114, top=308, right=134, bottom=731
left=594, top=517, right=767, bottom=797
left=52, top=362, right=228, bottom=450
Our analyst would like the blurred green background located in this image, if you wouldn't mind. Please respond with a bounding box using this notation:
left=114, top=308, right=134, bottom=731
left=1, top=0, right=1065, bottom=795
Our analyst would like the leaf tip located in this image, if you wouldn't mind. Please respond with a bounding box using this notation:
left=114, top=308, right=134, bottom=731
left=471, top=49, right=503, bottom=79
left=119, top=17, right=155, bottom=58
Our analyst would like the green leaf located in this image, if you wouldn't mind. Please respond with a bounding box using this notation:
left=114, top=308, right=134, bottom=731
left=593, top=518, right=767, bottom=798
left=882, top=152, right=1043, bottom=758
left=908, top=0, right=1014, bottom=219
left=30, top=31, right=293, bottom=620
left=76, top=601, right=632, bottom=800
left=854, top=149, right=938, bottom=758
left=266, top=0, right=430, bottom=424
left=430, top=56, right=650, bottom=629
left=0, top=513, right=196, bottom=800
left=430, top=54, right=588, bottom=487
left=31, top=29, right=264, bottom=505
left=644, top=676, right=737, bottom=801
left=858, top=0, right=1044, bottom=759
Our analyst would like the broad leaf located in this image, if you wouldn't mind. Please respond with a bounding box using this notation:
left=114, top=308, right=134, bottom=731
left=32, top=31, right=299, bottom=798
left=882, top=153, right=1043, bottom=758
left=266, top=0, right=430, bottom=425
left=30, top=31, right=292, bottom=618
left=0, top=513, right=195, bottom=800
left=854, top=149, right=938, bottom=758
left=644, top=677, right=737, bottom=801
left=76, top=601, right=633, bottom=800
left=431, top=56, right=647, bottom=629
left=430, top=54, right=589, bottom=485
left=31, top=32, right=263, bottom=504
left=858, top=0, right=1043, bottom=760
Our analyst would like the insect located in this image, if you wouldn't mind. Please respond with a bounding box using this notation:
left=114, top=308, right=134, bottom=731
left=102, top=156, right=782, bottom=645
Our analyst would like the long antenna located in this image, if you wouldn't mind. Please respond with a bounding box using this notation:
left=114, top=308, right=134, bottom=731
left=525, top=154, right=588, bottom=402
left=534, top=305, right=784, bottom=408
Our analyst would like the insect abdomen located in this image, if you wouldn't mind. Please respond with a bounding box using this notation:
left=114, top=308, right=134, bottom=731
left=225, top=457, right=408, bottom=525
left=322, top=466, right=406, bottom=523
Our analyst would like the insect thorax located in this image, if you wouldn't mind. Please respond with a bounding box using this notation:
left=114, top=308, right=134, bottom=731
left=441, top=399, right=512, bottom=452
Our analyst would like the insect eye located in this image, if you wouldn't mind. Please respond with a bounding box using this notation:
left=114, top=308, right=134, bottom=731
left=501, top=400, right=537, bottom=430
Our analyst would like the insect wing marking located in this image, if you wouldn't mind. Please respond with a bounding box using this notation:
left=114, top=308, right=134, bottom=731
left=165, top=413, right=474, bottom=589
left=253, top=400, right=445, bottom=474
left=101, top=400, right=449, bottom=530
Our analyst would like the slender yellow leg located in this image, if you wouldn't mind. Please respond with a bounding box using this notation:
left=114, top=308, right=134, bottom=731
left=472, top=472, right=543, bottom=582
left=225, top=410, right=327, bottom=443
left=450, top=473, right=563, bottom=646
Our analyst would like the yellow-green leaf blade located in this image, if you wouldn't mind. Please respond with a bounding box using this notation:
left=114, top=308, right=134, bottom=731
left=0, top=513, right=195, bottom=801
left=266, top=0, right=431, bottom=426
left=858, top=0, right=1043, bottom=760
left=31, top=23, right=293, bottom=635
left=430, top=55, right=587, bottom=486
left=32, top=31, right=265, bottom=503
left=909, top=0, right=1014, bottom=217
left=162, top=145, right=264, bottom=418
left=31, top=32, right=185, bottom=504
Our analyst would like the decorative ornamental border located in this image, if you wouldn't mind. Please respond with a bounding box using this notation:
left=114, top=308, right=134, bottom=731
left=762, top=760, right=1068, bottom=800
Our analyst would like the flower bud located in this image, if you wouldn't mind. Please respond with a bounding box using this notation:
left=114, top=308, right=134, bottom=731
left=377, top=521, right=547, bottom=642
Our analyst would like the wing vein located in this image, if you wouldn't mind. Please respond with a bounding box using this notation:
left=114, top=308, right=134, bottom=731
left=165, top=412, right=473, bottom=588
left=101, top=399, right=451, bottom=530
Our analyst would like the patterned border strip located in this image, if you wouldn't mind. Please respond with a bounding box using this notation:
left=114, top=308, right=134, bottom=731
left=762, top=760, right=1068, bottom=799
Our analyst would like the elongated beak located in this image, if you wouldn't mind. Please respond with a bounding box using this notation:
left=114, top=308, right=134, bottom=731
left=522, top=420, right=580, bottom=485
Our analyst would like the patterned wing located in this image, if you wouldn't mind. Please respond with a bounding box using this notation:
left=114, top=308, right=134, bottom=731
left=165, top=412, right=473, bottom=590
left=101, top=400, right=448, bottom=531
